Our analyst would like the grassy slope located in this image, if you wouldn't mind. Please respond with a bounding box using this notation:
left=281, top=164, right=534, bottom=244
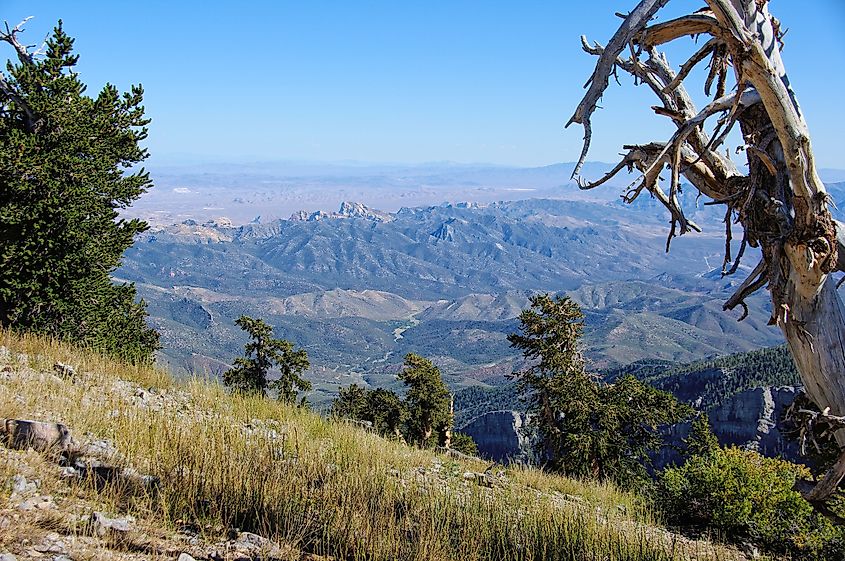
left=0, top=329, right=747, bottom=561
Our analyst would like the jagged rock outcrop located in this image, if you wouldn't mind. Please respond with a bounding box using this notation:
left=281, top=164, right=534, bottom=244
left=459, top=410, right=530, bottom=462
left=289, top=202, right=392, bottom=223
left=430, top=221, right=456, bottom=242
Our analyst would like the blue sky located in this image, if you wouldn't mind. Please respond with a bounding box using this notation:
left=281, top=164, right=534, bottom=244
left=3, top=1, right=844, bottom=167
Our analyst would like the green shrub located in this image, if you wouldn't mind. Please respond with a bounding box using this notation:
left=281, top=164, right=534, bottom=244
left=450, top=431, right=479, bottom=456
left=658, top=447, right=843, bottom=557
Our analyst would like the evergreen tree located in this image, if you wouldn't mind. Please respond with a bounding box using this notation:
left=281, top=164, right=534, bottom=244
left=398, top=353, right=452, bottom=446
left=508, top=293, right=692, bottom=487
left=224, top=315, right=311, bottom=404
left=684, top=414, right=720, bottom=459
left=450, top=432, right=479, bottom=456
left=332, top=384, right=368, bottom=420
left=331, top=384, right=408, bottom=439
left=0, top=20, right=158, bottom=363
left=366, top=388, right=407, bottom=438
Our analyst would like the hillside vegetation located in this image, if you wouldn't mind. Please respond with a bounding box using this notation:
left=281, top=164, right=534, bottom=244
left=0, top=329, right=747, bottom=561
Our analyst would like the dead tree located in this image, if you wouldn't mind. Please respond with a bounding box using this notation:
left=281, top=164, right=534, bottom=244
left=568, top=0, right=845, bottom=501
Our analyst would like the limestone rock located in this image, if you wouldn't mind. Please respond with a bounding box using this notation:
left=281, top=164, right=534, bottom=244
left=18, top=495, right=55, bottom=511
left=33, top=533, right=66, bottom=554
left=10, top=474, right=38, bottom=495
left=90, top=511, right=135, bottom=538
left=2, top=419, right=73, bottom=453
left=53, top=362, right=76, bottom=378
left=655, top=386, right=802, bottom=468
left=228, top=531, right=294, bottom=559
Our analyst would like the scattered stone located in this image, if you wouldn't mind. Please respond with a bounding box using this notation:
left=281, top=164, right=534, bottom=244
left=53, top=362, right=76, bottom=378
left=90, top=511, right=135, bottom=538
left=0, top=554, right=16, bottom=561
left=33, top=533, right=67, bottom=554
left=177, top=554, right=197, bottom=561
left=18, top=495, right=55, bottom=511
left=228, top=531, right=292, bottom=559
left=11, top=474, right=38, bottom=495
left=560, top=493, right=583, bottom=504
left=58, top=466, right=79, bottom=479
left=77, top=436, right=119, bottom=459
left=461, top=471, right=499, bottom=488
left=2, top=419, right=73, bottom=453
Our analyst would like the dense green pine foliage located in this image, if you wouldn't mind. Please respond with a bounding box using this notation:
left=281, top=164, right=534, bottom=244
left=0, top=22, right=158, bottom=362
left=332, top=353, right=468, bottom=450
left=607, top=345, right=800, bottom=409
left=450, top=431, right=479, bottom=456
left=331, top=383, right=407, bottom=438
left=399, top=353, right=453, bottom=446
left=508, top=293, right=692, bottom=487
left=224, top=315, right=311, bottom=404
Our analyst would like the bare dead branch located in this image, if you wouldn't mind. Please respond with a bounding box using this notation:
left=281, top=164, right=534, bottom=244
left=662, top=38, right=720, bottom=93
left=637, top=13, right=721, bottom=48
left=723, top=257, right=768, bottom=320
left=746, top=145, right=777, bottom=176
left=724, top=229, right=748, bottom=277
left=567, top=0, right=670, bottom=178
left=576, top=153, right=634, bottom=190
left=0, top=17, right=39, bottom=132
left=706, top=0, right=827, bottom=215
left=1, top=17, right=36, bottom=66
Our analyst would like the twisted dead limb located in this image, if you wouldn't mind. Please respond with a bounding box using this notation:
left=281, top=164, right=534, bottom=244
left=0, top=17, right=40, bottom=132
left=568, top=0, right=845, bottom=501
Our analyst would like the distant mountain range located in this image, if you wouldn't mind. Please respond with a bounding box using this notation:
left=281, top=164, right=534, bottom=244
left=118, top=194, right=800, bottom=405
left=117, top=159, right=845, bottom=405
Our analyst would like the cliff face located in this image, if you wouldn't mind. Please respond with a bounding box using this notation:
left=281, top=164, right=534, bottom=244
left=655, top=386, right=802, bottom=468
left=459, top=410, right=530, bottom=462
left=462, top=386, right=804, bottom=468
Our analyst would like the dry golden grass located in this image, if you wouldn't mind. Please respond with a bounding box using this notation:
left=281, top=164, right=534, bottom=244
left=0, top=329, right=750, bottom=561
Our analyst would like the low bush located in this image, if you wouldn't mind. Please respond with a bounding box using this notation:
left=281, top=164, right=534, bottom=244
left=657, top=446, right=844, bottom=557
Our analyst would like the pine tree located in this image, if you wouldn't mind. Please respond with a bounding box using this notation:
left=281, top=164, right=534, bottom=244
left=224, top=316, right=311, bottom=404
left=331, top=385, right=408, bottom=439
left=0, top=20, right=158, bottom=363
left=509, top=293, right=692, bottom=487
left=398, top=353, right=452, bottom=446
left=332, top=384, right=369, bottom=420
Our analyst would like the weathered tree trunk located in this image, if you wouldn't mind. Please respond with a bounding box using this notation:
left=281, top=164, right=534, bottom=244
left=568, top=0, right=845, bottom=500
left=724, top=1, right=845, bottom=485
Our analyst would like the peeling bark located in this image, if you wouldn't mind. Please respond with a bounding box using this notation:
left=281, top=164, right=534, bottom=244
left=570, top=0, right=845, bottom=500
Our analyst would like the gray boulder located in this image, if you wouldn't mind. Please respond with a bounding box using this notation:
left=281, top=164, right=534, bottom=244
left=2, top=419, right=73, bottom=453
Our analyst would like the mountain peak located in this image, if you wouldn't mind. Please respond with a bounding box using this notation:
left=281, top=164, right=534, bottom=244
left=289, top=202, right=393, bottom=222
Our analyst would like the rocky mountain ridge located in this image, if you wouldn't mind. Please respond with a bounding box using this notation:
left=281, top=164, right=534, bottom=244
left=119, top=197, right=784, bottom=403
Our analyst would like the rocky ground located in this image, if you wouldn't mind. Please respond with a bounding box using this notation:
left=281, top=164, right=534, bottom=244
left=0, top=343, right=749, bottom=561
left=0, top=349, right=334, bottom=561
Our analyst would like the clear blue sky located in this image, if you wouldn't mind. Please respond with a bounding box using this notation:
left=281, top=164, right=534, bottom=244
left=3, top=1, right=844, bottom=167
